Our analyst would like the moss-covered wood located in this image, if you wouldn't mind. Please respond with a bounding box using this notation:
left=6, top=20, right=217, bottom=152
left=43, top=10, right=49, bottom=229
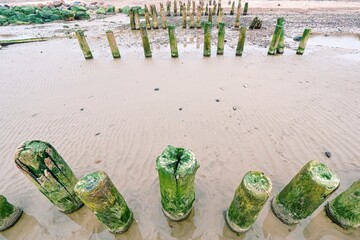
left=189, top=11, right=195, bottom=28
left=196, top=6, right=202, bottom=28
left=205, top=3, right=209, bottom=16
left=75, top=30, right=93, bottom=59
left=14, top=140, right=83, bottom=213
left=230, top=1, right=235, bottom=15
left=236, top=25, right=247, bottom=56
left=207, top=7, right=213, bottom=23
left=243, top=2, right=248, bottom=15
left=217, top=22, right=225, bottom=55
left=271, top=160, right=340, bottom=225
left=234, top=2, right=241, bottom=28
left=217, top=8, right=223, bottom=28
left=249, top=17, right=262, bottom=30
left=174, top=0, right=178, bottom=16
left=168, top=25, right=179, bottom=58
left=203, top=21, right=212, bottom=57
left=132, top=7, right=141, bottom=30
left=156, top=146, right=200, bottom=221
left=160, top=3, right=167, bottom=29
left=0, top=195, right=23, bottom=231
left=0, top=38, right=46, bottom=46
left=277, top=28, right=285, bottom=54
left=150, top=4, right=159, bottom=29
left=226, top=171, right=272, bottom=233
left=267, top=24, right=283, bottom=55
left=106, top=30, right=121, bottom=59
left=140, top=26, right=152, bottom=58
left=182, top=7, right=187, bottom=28
left=326, top=180, right=360, bottom=229
left=74, top=171, right=133, bottom=234
left=296, top=28, right=311, bottom=55
left=129, top=10, right=135, bottom=30
left=145, top=9, right=152, bottom=29
left=166, top=1, right=171, bottom=16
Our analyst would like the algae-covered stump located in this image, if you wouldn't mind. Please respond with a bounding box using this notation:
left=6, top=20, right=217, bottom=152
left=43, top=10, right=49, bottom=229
left=326, top=179, right=360, bottom=229
left=156, top=146, right=200, bottom=221
left=106, top=30, right=121, bottom=59
left=0, top=195, right=23, bottom=231
left=74, top=171, right=133, bottom=234
left=203, top=22, right=212, bottom=57
left=75, top=30, right=93, bottom=60
left=277, top=28, right=285, bottom=54
left=296, top=28, right=311, bottom=55
left=236, top=26, right=247, bottom=56
left=217, top=8, right=223, bottom=28
left=196, top=6, right=202, bottom=28
left=140, top=26, right=152, bottom=58
left=226, top=171, right=272, bottom=233
left=268, top=24, right=283, bottom=55
left=14, top=140, right=83, bottom=213
left=243, top=2, right=249, bottom=15
left=234, top=2, right=241, bottom=28
left=217, top=22, right=225, bottom=55
left=271, top=160, right=340, bottom=225
left=168, top=25, right=179, bottom=58
left=230, top=1, right=235, bottom=15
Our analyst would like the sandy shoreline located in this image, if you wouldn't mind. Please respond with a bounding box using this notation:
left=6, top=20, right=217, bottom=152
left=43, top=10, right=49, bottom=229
left=1, top=1, right=360, bottom=240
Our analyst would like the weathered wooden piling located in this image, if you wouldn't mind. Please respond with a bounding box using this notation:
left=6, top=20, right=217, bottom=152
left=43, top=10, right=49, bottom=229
left=129, top=9, right=135, bottom=30
left=75, top=30, right=93, bottom=59
left=217, top=2, right=221, bottom=15
left=192, top=1, right=196, bottom=13
left=268, top=24, right=283, bottom=55
left=234, top=1, right=241, bottom=28
left=14, top=140, right=83, bottom=213
left=74, top=171, right=133, bottom=234
left=156, top=145, right=200, bottom=221
left=106, top=30, right=121, bottom=59
left=145, top=8, right=152, bottom=30
left=217, top=22, right=225, bottom=55
left=226, top=171, right=272, bottom=233
left=196, top=6, right=202, bottom=28
left=236, top=25, right=247, bottom=56
left=212, top=3, right=217, bottom=16
left=174, top=0, right=178, bottom=16
left=189, top=11, right=195, bottom=28
left=208, top=7, right=213, bottom=22
left=160, top=3, right=167, bottom=29
left=271, top=160, right=340, bottom=225
left=182, top=7, right=187, bottom=28
left=217, top=8, right=223, bottom=28
left=203, top=21, right=212, bottom=57
left=243, top=2, right=248, bottom=15
left=205, top=3, right=209, bottom=15
left=249, top=16, right=262, bottom=29
left=140, top=26, right=152, bottom=58
left=133, top=7, right=140, bottom=30
left=168, top=25, right=179, bottom=58
left=326, top=180, right=360, bottom=229
left=277, top=28, right=285, bottom=54
left=150, top=4, right=159, bottom=29
left=230, top=1, right=235, bottom=15
left=0, top=195, right=22, bottom=231
left=296, top=28, right=311, bottom=55
left=187, top=0, right=191, bottom=13
left=180, top=1, right=183, bottom=15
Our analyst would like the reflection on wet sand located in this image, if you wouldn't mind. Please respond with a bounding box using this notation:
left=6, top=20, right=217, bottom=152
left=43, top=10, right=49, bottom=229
left=1, top=213, right=43, bottom=240
left=168, top=209, right=196, bottom=240
left=262, top=209, right=296, bottom=239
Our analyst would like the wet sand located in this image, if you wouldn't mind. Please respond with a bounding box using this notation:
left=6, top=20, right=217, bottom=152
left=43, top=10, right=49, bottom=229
left=1, top=1, right=360, bottom=240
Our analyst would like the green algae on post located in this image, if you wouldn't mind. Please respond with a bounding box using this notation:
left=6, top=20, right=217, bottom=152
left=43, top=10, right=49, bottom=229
left=134, top=7, right=141, bottom=30
left=217, top=22, right=225, bottom=55
left=207, top=7, right=213, bottom=23
left=168, top=25, right=179, bottom=58
left=249, top=17, right=262, bottom=30
left=296, top=28, right=311, bottom=55
left=189, top=11, right=195, bottom=28
left=326, top=179, right=360, bottom=229
left=203, top=21, right=212, bottom=57
left=0, top=195, right=23, bottom=231
left=196, top=6, right=202, bottom=28
left=236, top=26, right=247, bottom=56
left=182, top=7, right=187, bottom=28
left=234, top=1, right=241, bottom=28
left=226, top=171, right=272, bottom=233
left=75, top=30, right=93, bottom=59
left=145, top=9, right=152, bottom=30
left=166, top=1, right=171, bottom=16
left=217, top=8, right=223, bottom=28
left=277, top=28, right=285, bottom=54
left=150, top=4, right=159, bottom=29
left=160, top=3, right=167, bottom=29
left=267, top=24, right=283, bottom=55
left=74, top=171, right=133, bottom=233
left=106, top=30, right=121, bottom=59
left=129, top=10, right=135, bottom=30
left=140, top=26, right=152, bottom=58
left=156, top=146, right=200, bottom=221
left=243, top=2, right=248, bottom=15
left=271, top=160, right=340, bottom=225
left=174, top=0, right=178, bottom=16
left=205, top=3, right=209, bottom=16
left=14, top=140, right=83, bottom=213
left=230, top=1, right=235, bottom=15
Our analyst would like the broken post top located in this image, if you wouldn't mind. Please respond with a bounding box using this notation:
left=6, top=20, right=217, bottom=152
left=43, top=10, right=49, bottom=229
left=243, top=171, right=272, bottom=199
left=305, top=160, right=340, bottom=189
left=168, top=24, right=175, bottom=30
left=74, top=170, right=109, bottom=195
left=156, top=145, right=199, bottom=178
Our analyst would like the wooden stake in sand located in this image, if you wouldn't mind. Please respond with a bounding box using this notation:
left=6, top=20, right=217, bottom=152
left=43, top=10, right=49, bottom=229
left=140, top=26, right=152, bottom=58
left=150, top=4, right=159, bottom=29
left=189, top=11, right=195, bottom=28
left=268, top=24, right=283, bottom=55
left=74, top=171, right=133, bottom=234
left=145, top=7, right=152, bottom=30
left=236, top=25, right=247, bottom=56
left=271, top=160, right=340, bottom=225
left=212, top=3, right=217, bottom=16
left=277, top=28, right=285, bottom=54
left=106, top=30, right=121, bottom=59
left=226, top=171, right=272, bottom=233
left=217, top=22, right=225, bottom=55
left=243, top=2, right=248, bottom=15
left=325, top=179, right=360, bottom=229
left=156, top=146, right=200, bottom=221
left=207, top=7, right=213, bottom=22
left=205, top=3, right=209, bottom=15
left=180, top=1, right=183, bottom=16
left=174, top=0, right=178, bottom=16
left=0, top=195, right=23, bottom=231
left=203, top=21, right=212, bottom=57
left=249, top=16, right=262, bottom=29
left=168, top=25, right=179, bottom=58
left=230, top=1, right=235, bottom=15
left=296, top=28, right=311, bottom=55
left=217, top=8, right=223, bottom=28
left=14, top=140, right=84, bottom=213
left=75, top=30, right=93, bottom=59
left=129, top=9, right=135, bottom=30
left=160, top=3, right=167, bottom=29
left=166, top=1, right=171, bottom=16
left=234, top=1, right=241, bottom=28
left=192, top=1, right=196, bottom=14
left=217, top=2, right=221, bottom=15
left=187, top=0, right=191, bottom=13
left=133, top=7, right=141, bottom=30
left=0, top=38, right=46, bottom=46
left=182, top=6, right=187, bottom=28
left=196, top=6, right=202, bottom=28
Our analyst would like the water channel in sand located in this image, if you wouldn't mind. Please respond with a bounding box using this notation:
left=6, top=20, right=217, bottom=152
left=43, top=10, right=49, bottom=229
left=0, top=34, right=359, bottom=239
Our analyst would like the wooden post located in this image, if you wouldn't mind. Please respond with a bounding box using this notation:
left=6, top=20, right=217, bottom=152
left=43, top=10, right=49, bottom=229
left=180, top=1, right=183, bottom=16
left=212, top=2, right=217, bottom=16
left=133, top=7, right=140, bottom=30
left=151, top=4, right=159, bottom=29
left=203, top=21, right=212, bottom=57
left=326, top=180, right=360, bottom=229
left=166, top=1, right=171, bottom=16
left=226, top=171, right=272, bottom=233
left=217, top=2, right=221, bottom=15
left=192, top=1, right=196, bottom=14
left=74, top=171, right=133, bottom=233
left=208, top=7, right=212, bottom=22
left=234, top=1, right=241, bottom=28
left=182, top=6, right=187, bottom=28
left=296, top=28, right=311, bottom=55
left=145, top=7, right=152, bottom=30
left=205, top=3, right=209, bottom=15
left=14, top=140, right=84, bottom=213
left=230, top=1, right=235, bottom=15
left=140, top=26, right=152, bottom=58
left=277, top=28, right=285, bottom=54
left=196, top=6, right=202, bottom=28
left=0, top=195, right=22, bottom=231
left=106, top=30, right=121, bottom=59
left=271, top=160, right=340, bottom=225
left=243, top=2, right=248, bottom=15
left=268, top=24, right=283, bottom=55
left=168, top=25, right=179, bottom=58
left=174, top=0, right=178, bottom=16
left=129, top=9, right=135, bottom=30
left=217, top=22, right=225, bottom=55
left=75, top=30, right=93, bottom=59
left=187, top=0, right=191, bottom=13
left=189, top=11, right=195, bottom=28
left=249, top=16, right=262, bottom=29
left=160, top=3, right=167, bottom=29
left=156, top=146, right=200, bottom=221
left=217, top=8, right=223, bottom=28
left=236, top=25, right=247, bottom=56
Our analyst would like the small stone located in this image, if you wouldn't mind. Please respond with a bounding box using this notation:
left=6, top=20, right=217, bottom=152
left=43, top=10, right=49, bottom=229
left=80, top=108, right=84, bottom=111
left=215, top=99, right=220, bottom=102
left=278, top=4, right=281, bottom=7
left=63, top=25, right=69, bottom=28
left=293, top=35, right=302, bottom=42
left=179, top=108, right=182, bottom=111
left=325, top=151, right=331, bottom=158
left=95, top=132, right=100, bottom=136
left=233, top=106, right=237, bottom=111
left=154, top=88, right=159, bottom=91
left=243, top=84, right=247, bottom=88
